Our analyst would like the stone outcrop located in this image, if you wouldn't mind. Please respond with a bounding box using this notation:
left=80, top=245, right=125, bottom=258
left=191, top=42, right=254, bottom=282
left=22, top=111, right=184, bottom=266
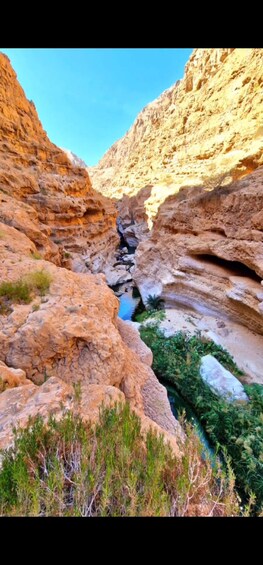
left=199, top=355, right=249, bottom=402
left=0, top=52, right=119, bottom=273
left=0, top=53, right=182, bottom=454
left=134, top=167, right=263, bottom=335
left=0, top=360, right=31, bottom=390
left=0, top=220, right=181, bottom=446
left=91, top=48, right=263, bottom=226
left=117, top=187, right=152, bottom=247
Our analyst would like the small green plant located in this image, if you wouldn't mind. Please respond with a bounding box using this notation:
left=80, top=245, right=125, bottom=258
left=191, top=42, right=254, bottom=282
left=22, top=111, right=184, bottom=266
left=0, top=270, right=52, bottom=314
left=31, top=251, right=42, bottom=260
left=73, top=381, right=82, bottom=405
left=146, top=294, right=165, bottom=311
left=0, top=280, right=31, bottom=303
left=32, top=304, right=40, bottom=312
left=135, top=309, right=166, bottom=323
left=25, top=270, right=52, bottom=296
left=63, top=251, right=72, bottom=259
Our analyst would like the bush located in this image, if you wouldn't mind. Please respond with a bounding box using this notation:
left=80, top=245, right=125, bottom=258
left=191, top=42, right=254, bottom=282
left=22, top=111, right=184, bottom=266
left=135, top=310, right=166, bottom=323
left=25, top=270, right=52, bottom=296
left=0, top=403, right=238, bottom=517
left=139, top=326, right=263, bottom=514
left=146, top=294, right=165, bottom=311
left=0, top=280, right=31, bottom=303
left=0, top=270, right=52, bottom=312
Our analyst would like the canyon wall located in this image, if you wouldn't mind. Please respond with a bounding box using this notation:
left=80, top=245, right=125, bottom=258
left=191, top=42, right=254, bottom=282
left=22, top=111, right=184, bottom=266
left=91, top=48, right=263, bottom=226
left=0, top=52, right=181, bottom=450
left=0, top=52, right=119, bottom=274
left=91, top=48, right=263, bottom=334
left=134, top=167, right=263, bottom=334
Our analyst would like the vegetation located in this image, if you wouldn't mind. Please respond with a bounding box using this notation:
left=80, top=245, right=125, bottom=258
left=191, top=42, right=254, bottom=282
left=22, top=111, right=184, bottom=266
left=135, top=309, right=166, bottom=323
left=139, top=325, right=263, bottom=514
left=0, top=280, right=31, bottom=304
left=0, top=403, right=239, bottom=517
left=0, top=270, right=52, bottom=313
left=146, top=294, right=165, bottom=311
left=25, top=270, right=52, bottom=296
left=63, top=251, right=72, bottom=259
left=31, top=251, right=42, bottom=260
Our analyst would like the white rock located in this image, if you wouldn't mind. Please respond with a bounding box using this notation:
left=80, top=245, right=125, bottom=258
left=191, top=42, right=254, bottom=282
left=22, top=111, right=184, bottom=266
left=200, top=354, right=249, bottom=402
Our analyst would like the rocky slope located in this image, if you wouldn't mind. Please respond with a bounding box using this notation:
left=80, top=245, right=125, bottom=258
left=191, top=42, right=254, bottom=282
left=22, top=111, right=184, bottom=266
left=0, top=53, right=181, bottom=453
left=0, top=52, right=119, bottom=274
left=91, top=48, right=263, bottom=226
left=134, top=166, right=263, bottom=335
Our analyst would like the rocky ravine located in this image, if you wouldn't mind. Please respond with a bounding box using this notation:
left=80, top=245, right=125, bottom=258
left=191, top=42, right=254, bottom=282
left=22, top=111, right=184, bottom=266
left=134, top=167, right=263, bottom=336
left=0, top=53, right=181, bottom=453
left=91, top=48, right=263, bottom=233
left=0, top=52, right=119, bottom=275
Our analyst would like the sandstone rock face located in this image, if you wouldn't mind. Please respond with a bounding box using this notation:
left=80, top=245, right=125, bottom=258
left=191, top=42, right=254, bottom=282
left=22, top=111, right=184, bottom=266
left=0, top=377, right=125, bottom=451
left=117, top=187, right=152, bottom=246
left=0, top=361, right=31, bottom=390
left=134, top=167, right=263, bottom=335
left=0, top=222, right=181, bottom=444
left=0, top=52, right=119, bottom=273
left=200, top=355, right=249, bottom=402
left=0, top=53, right=182, bottom=453
left=91, top=48, right=263, bottom=225
left=0, top=377, right=181, bottom=457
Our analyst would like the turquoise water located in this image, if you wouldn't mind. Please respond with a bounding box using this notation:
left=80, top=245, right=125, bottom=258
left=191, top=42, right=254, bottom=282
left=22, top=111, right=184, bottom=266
left=118, top=292, right=140, bottom=320
left=163, top=381, right=216, bottom=464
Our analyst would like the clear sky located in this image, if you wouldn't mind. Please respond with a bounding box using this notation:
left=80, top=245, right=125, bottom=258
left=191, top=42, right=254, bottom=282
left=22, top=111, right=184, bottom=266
left=0, top=48, right=193, bottom=166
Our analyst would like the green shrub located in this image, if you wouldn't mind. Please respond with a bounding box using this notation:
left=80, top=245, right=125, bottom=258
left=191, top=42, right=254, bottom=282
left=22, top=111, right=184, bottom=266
left=0, top=403, right=238, bottom=517
left=31, top=251, right=42, bottom=260
left=0, top=270, right=52, bottom=313
left=139, top=326, right=263, bottom=514
left=135, top=309, right=166, bottom=323
left=146, top=294, right=165, bottom=311
left=25, top=270, right=52, bottom=296
left=0, top=280, right=31, bottom=303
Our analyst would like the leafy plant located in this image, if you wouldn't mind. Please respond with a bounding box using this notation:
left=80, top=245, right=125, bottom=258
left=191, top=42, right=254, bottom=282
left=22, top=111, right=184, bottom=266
left=146, top=294, right=165, bottom=311
left=0, top=280, right=31, bottom=304
left=25, top=270, right=52, bottom=296
left=0, top=403, right=238, bottom=517
left=139, top=326, right=263, bottom=514
left=135, top=309, right=166, bottom=323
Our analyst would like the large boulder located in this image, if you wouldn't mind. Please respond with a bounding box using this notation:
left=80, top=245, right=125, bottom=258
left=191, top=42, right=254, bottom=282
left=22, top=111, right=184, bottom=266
left=200, top=354, right=249, bottom=402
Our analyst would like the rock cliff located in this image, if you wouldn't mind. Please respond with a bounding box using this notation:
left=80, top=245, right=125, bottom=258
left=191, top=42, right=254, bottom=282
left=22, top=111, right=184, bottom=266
left=91, top=48, right=263, bottom=226
left=0, top=52, right=119, bottom=273
left=134, top=167, right=263, bottom=334
left=0, top=53, right=181, bottom=451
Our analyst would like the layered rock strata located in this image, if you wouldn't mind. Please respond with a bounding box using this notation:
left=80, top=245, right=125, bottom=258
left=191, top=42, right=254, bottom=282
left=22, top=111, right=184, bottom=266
left=91, top=48, right=263, bottom=227
left=0, top=52, right=119, bottom=273
left=134, top=167, right=263, bottom=334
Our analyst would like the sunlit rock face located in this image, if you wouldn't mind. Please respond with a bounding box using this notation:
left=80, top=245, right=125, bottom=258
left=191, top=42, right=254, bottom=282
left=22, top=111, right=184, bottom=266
left=91, top=48, right=263, bottom=226
left=0, top=52, right=119, bottom=273
left=134, top=167, right=263, bottom=334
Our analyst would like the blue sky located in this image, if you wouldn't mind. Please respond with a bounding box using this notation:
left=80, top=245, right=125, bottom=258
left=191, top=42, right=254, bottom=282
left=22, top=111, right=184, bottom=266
left=1, top=48, right=193, bottom=166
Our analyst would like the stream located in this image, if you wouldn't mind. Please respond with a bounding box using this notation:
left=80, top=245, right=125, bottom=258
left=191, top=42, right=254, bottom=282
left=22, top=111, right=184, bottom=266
left=113, top=235, right=215, bottom=461
left=118, top=296, right=215, bottom=461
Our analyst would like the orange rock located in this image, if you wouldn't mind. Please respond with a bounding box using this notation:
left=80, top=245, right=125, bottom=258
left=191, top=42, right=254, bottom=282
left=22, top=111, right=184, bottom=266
left=0, top=52, right=119, bottom=272
left=91, top=48, right=263, bottom=227
left=134, top=167, right=263, bottom=334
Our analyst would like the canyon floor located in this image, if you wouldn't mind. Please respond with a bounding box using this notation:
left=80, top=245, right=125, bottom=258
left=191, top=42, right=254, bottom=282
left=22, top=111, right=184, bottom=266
left=141, top=307, right=263, bottom=386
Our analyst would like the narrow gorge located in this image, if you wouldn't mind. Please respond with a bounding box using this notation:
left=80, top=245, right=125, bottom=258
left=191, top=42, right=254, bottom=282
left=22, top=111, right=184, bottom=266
left=0, top=48, right=262, bottom=516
